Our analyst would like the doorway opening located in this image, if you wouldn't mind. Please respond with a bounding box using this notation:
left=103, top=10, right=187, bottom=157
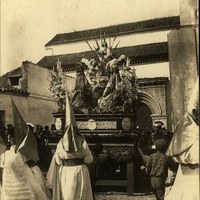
left=0, top=110, right=5, bottom=127
left=135, top=102, right=152, bottom=130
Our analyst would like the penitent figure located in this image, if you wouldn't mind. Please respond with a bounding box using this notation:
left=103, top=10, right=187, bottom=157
left=1, top=99, right=51, bottom=200
left=47, top=94, right=93, bottom=200
left=165, top=76, right=199, bottom=200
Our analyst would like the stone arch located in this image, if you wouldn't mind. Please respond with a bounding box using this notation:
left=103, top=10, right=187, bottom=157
left=137, top=91, right=162, bottom=115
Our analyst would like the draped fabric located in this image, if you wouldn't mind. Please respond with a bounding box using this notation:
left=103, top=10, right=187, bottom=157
left=0, top=136, right=6, bottom=200
left=59, top=164, right=93, bottom=200
left=46, top=155, right=61, bottom=200
left=1, top=146, right=51, bottom=200
left=166, top=76, right=199, bottom=164
left=187, top=76, right=199, bottom=123
left=63, top=74, right=76, bottom=94
left=166, top=112, right=199, bottom=164
left=0, top=136, right=6, bottom=158
left=47, top=140, right=93, bottom=200
left=165, top=76, right=199, bottom=200
left=165, top=164, right=199, bottom=200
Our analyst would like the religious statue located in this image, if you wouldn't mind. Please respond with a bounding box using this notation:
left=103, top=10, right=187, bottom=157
left=71, top=61, right=94, bottom=115
left=75, top=35, right=138, bottom=114
left=49, top=34, right=138, bottom=115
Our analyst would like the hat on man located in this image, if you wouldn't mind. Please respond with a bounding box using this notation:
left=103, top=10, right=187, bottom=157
left=26, top=123, right=34, bottom=128
left=153, top=121, right=164, bottom=128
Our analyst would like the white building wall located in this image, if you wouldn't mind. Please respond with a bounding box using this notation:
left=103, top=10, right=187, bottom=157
left=63, top=62, right=170, bottom=80
left=134, top=62, right=170, bottom=78
left=46, top=30, right=170, bottom=56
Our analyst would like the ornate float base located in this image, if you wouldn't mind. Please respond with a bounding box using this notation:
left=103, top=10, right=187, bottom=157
left=49, top=112, right=139, bottom=195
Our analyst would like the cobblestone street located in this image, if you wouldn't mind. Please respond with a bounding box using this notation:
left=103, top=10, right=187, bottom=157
left=94, top=192, right=156, bottom=200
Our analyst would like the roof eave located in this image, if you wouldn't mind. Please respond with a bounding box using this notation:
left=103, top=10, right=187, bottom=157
left=45, top=25, right=178, bottom=47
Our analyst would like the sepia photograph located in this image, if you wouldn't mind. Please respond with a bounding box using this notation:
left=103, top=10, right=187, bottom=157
left=0, top=0, right=199, bottom=199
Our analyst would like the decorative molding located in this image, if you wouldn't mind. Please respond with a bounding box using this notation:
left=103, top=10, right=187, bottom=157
left=29, top=93, right=54, bottom=101
left=101, top=146, right=135, bottom=162
left=77, top=121, right=117, bottom=130
left=138, top=92, right=162, bottom=115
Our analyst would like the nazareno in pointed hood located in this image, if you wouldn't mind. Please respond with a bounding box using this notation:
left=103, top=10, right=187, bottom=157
left=61, top=94, right=84, bottom=153
left=166, top=76, right=199, bottom=164
left=11, top=98, right=39, bottom=163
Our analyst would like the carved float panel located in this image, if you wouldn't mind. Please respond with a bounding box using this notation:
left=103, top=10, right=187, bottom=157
left=77, top=120, right=117, bottom=130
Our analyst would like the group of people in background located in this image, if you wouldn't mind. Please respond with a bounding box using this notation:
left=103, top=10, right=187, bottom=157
left=0, top=123, right=56, bottom=148
left=0, top=122, right=54, bottom=172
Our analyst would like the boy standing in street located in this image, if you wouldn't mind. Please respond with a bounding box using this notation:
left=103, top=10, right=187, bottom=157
left=145, top=138, right=175, bottom=200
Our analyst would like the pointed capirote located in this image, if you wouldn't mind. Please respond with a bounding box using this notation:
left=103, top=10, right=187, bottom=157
left=62, top=94, right=84, bottom=153
left=11, top=98, right=39, bottom=162
left=65, top=93, right=78, bottom=127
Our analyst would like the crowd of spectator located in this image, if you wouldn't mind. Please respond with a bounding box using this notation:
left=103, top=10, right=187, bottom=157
left=0, top=122, right=56, bottom=171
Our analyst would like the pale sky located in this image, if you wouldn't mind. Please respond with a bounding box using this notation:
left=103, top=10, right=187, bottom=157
left=0, top=0, right=180, bottom=75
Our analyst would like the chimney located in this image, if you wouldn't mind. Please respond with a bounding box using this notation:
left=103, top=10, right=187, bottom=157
left=19, top=61, right=29, bottom=91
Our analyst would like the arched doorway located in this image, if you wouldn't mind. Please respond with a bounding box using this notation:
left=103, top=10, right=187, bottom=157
left=136, top=92, right=167, bottom=127
left=135, top=102, right=152, bottom=130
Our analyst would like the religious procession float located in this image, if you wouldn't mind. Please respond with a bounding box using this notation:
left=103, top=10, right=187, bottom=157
left=48, top=35, right=148, bottom=194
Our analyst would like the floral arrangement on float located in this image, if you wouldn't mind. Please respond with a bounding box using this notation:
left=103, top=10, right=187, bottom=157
left=49, top=60, right=66, bottom=112
left=49, top=34, right=138, bottom=114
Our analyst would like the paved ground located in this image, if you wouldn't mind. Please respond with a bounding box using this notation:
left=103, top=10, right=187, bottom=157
left=94, top=192, right=156, bottom=200
left=94, top=186, right=172, bottom=200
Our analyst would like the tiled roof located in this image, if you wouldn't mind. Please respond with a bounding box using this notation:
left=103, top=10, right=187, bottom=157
left=2, top=67, right=22, bottom=77
left=138, top=77, right=169, bottom=86
left=46, top=16, right=180, bottom=46
left=0, top=67, right=29, bottom=96
left=0, top=67, right=22, bottom=87
left=38, top=42, right=168, bottom=71
left=0, top=86, right=29, bottom=96
left=0, top=76, right=10, bottom=88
